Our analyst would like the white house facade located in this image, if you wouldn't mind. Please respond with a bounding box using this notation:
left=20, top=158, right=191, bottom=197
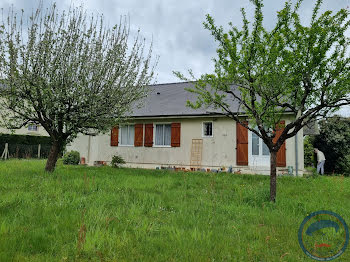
left=67, top=82, right=305, bottom=175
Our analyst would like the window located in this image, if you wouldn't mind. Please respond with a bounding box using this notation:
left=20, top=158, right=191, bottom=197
left=252, top=133, right=259, bottom=155
left=119, top=125, right=134, bottom=146
left=262, top=142, right=269, bottom=155
left=28, top=124, right=38, bottom=131
left=203, top=122, right=213, bottom=137
left=251, top=130, right=270, bottom=156
left=155, top=124, right=171, bottom=146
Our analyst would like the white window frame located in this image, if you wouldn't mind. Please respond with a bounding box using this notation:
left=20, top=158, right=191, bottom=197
left=248, top=129, right=270, bottom=167
left=118, top=125, right=134, bottom=146
left=28, top=124, right=38, bottom=132
left=153, top=123, right=172, bottom=147
left=202, top=121, right=213, bottom=137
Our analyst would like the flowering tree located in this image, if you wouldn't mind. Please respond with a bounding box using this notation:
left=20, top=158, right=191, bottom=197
left=0, top=3, right=156, bottom=172
left=175, top=0, right=350, bottom=202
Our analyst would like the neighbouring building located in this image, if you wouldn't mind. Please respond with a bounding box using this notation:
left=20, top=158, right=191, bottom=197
left=0, top=123, right=48, bottom=137
left=67, top=82, right=305, bottom=175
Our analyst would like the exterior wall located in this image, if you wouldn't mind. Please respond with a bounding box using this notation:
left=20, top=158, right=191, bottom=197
left=68, top=115, right=304, bottom=176
left=0, top=124, right=49, bottom=137
left=0, top=106, right=48, bottom=137
left=246, top=115, right=304, bottom=175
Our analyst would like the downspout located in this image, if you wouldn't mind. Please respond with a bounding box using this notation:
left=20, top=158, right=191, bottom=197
left=295, top=109, right=301, bottom=177
left=87, top=135, right=91, bottom=165
left=295, top=133, right=298, bottom=176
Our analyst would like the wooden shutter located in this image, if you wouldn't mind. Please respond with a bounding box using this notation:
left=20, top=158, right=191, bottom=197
left=110, top=126, right=119, bottom=146
left=236, top=121, right=248, bottom=166
left=134, top=124, right=144, bottom=147
left=273, top=121, right=286, bottom=167
left=144, top=123, right=153, bottom=147
left=171, top=123, right=181, bottom=147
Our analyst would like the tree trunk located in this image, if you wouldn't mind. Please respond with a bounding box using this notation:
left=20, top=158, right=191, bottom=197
left=270, top=150, right=277, bottom=202
left=45, top=140, right=62, bottom=172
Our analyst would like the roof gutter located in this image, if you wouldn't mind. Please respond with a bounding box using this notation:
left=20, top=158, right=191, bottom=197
left=128, top=111, right=296, bottom=120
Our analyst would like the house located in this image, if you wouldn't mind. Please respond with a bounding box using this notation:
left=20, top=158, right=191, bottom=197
left=0, top=121, right=50, bottom=159
left=0, top=123, right=48, bottom=137
left=67, top=82, right=305, bottom=175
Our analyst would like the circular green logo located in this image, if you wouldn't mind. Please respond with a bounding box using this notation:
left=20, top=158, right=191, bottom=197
left=298, top=210, right=349, bottom=261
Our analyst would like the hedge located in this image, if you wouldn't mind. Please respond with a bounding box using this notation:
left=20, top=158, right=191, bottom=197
left=0, top=133, right=53, bottom=159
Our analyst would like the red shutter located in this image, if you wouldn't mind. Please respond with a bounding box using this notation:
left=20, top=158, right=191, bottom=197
left=236, top=121, right=248, bottom=166
left=273, top=121, right=286, bottom=167
left=171, top=123, right=181, bottom=147
left=134, top=124, right=144, bottom=147
left=144, top=123, right=153, bottom=147
left=110, top=126, right=119, bottom=146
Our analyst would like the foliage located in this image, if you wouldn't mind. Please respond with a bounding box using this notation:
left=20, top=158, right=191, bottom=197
left=0, top=160, right=350, bottom=261
left=174, top=0, right=350, bottom=201
left=304, top=167, right=319, bottom=179
left=303, top=136, right=315, bottom=167
left=0, top=3, right=156, bottom=171
left=0, top=133, right=52, bottom=145
left=111, top=154, right=126, bottom=168
left=63, top=151, right=80, bottom=165
left=314, top=116, right=350, bottom=175
left=0, top=133, right=53, bottom=159
left=338, top=154, right=350, bottom=176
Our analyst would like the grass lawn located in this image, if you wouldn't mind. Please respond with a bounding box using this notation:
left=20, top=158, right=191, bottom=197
left=0, top=160, right=349, bottom=261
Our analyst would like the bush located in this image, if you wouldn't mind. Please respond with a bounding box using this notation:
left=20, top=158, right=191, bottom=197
left=304, top=167, right=319, bottom=178
left=337, top=154, right=350, bottom=176
left=0, top=134, right=53, bottom=159
left=63, top=151, right=80, bottom=165
left=304, top=136, right=316, bottom=167
left=313, top=116, right=350, bottom=174
left=111, top=155, right=126, bottom=168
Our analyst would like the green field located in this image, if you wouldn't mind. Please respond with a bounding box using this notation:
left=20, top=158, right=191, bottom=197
left=0, top=160, right=349, bottom=261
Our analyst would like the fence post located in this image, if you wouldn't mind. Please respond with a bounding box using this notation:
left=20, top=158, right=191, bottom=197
left=38, top=144, right=41, bottom=159
left=1, top=143, right=9, bottom=160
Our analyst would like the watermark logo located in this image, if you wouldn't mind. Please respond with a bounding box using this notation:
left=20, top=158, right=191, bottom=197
left=298, top=210, right=349, bottom=261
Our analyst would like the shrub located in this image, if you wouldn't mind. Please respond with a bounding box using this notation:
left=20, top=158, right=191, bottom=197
left=0, top=134, right=53, bottom=159
left=304, top=167, right=319, bottom=178
left=304, top=136, right=315, bottom=167
left=63, top=151, right=80, bottom=165
left=111, top=155, right=126, bottom=168
left=314, top=116, right=350, bottom=174
left=337, top=154, right=350, bottom=176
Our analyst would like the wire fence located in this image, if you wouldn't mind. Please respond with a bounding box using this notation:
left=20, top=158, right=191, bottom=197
left=0, top=143, right=52, bottom=159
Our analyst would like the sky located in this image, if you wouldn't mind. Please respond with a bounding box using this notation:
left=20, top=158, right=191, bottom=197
left=0, top=0, right=349, bottom=116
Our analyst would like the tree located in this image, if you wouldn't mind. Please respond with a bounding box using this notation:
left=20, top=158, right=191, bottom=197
left=174, top=0, right=350, bottom=202
left=313, top=116, right=350, bottom=175
left=0, top=3, right=156, bottom=172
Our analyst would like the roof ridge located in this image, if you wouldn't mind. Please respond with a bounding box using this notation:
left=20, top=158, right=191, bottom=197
left=148, top=81, right=195, bottom=87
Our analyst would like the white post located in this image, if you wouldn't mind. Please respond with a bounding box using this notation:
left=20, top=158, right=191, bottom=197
left=87, top=135, right=91, bottom=165
left=38, top=144, right=41, bottom=159
left=1, top=143, right=9, bottom=160
left=1, top=144, right=5, bottom=159
left=6, top=143, right=9, bottom=160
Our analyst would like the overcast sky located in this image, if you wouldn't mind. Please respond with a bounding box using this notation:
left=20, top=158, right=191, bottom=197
left=1, top=0, right=349, bottom=116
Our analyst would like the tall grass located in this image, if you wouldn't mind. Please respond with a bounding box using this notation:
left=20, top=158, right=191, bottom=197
left=0, top=160, right=349, bottom=261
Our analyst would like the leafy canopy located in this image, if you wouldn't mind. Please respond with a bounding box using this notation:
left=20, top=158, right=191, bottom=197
left=0, top=3, right=156, bottom=143
left=175, top=0, right=350, bottom=151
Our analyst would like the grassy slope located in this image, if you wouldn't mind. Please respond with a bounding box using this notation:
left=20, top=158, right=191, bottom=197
left=0, top=160, right=349, bottom=262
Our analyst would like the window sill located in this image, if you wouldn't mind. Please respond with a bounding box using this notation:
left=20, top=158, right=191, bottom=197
left=118, top=144, right=134, bottom=147
left=153, top=145, right=171, bottom=148
left=202, top=135, right=213, bottom=138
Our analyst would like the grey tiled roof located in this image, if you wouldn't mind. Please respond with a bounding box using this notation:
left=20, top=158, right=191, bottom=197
left=131, top=82, right=241, bottom=117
